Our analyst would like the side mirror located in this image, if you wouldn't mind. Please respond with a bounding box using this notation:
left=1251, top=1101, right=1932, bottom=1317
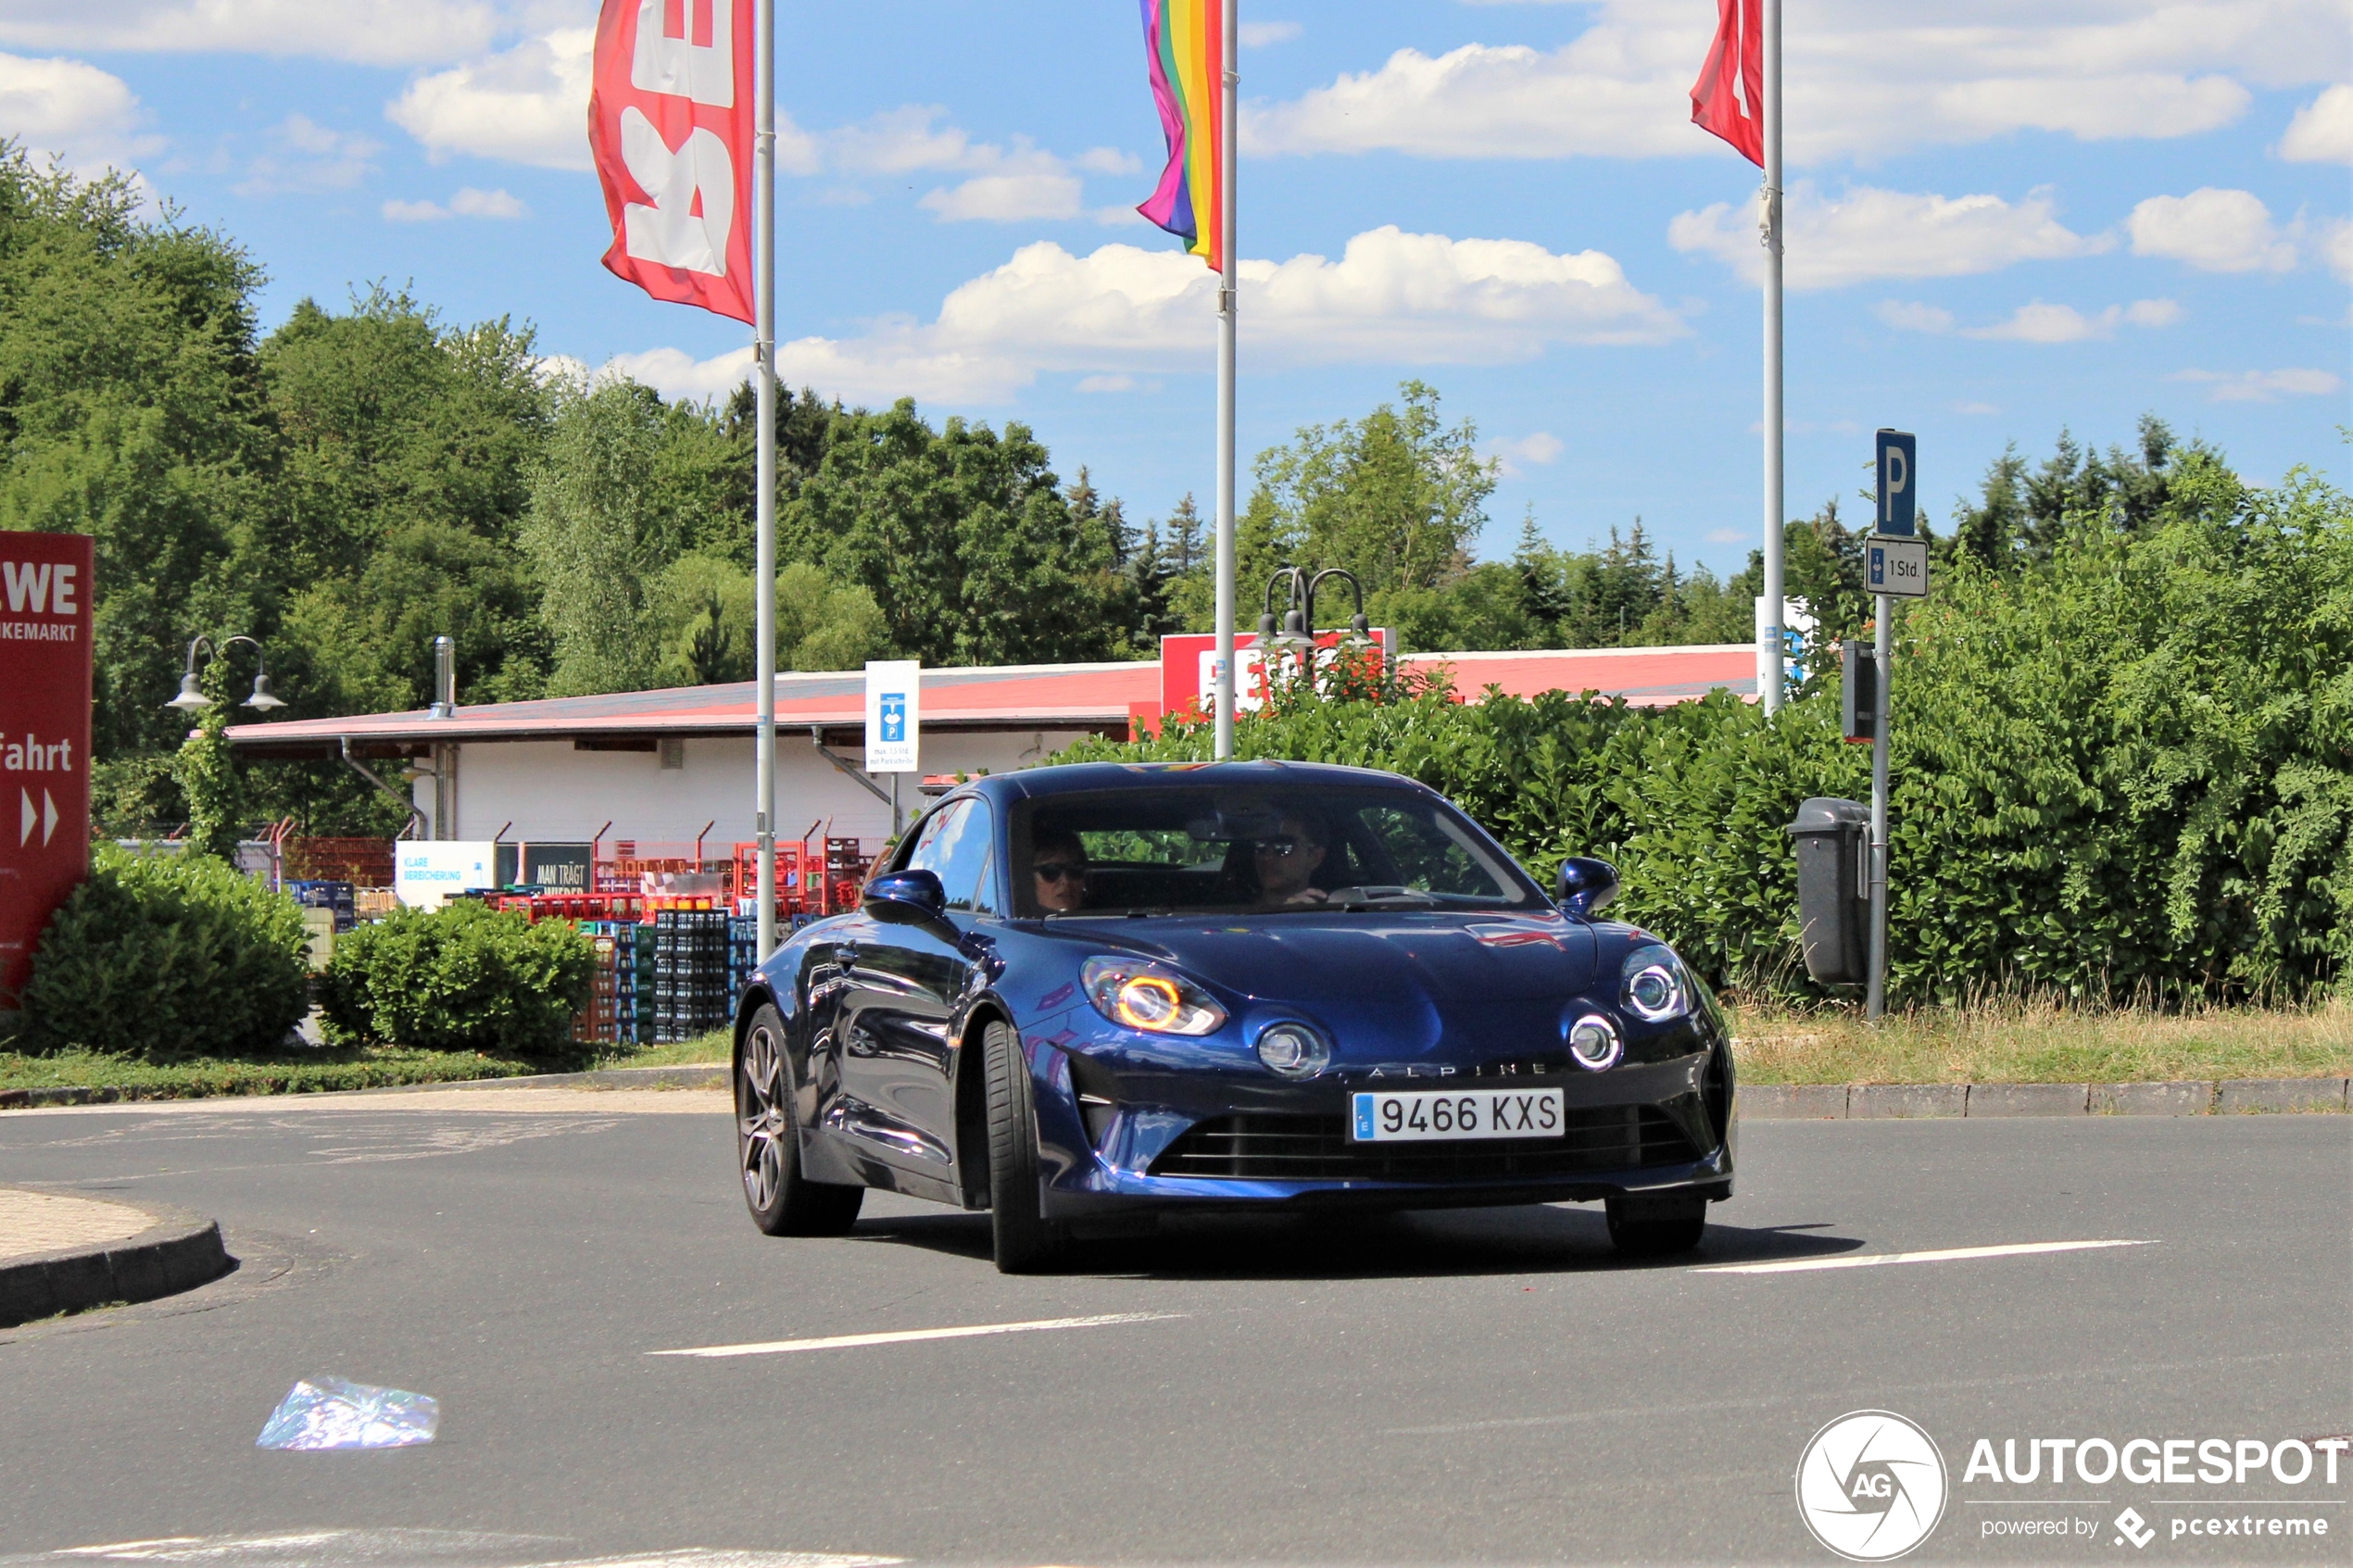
left=863, top=869, right=947, bottom=927
left=1556, top=857, right=1620, bottom=920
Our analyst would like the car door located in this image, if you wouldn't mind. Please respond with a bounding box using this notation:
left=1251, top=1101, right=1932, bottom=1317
left=837, top=797, right=997, bottom=1176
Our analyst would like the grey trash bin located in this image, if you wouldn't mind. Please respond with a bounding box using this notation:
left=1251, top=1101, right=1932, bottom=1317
left=1786, top=797, right=1869, bottom=985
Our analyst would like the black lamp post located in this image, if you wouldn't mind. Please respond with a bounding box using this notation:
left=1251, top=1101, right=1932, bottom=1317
left=1254, top=566, right=1374, bottom=676
left=165, top=634, right=285, bottom=713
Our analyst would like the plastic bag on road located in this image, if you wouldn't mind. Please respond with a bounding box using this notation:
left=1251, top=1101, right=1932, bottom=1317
left=256, top=1375, right=439, bottom=1450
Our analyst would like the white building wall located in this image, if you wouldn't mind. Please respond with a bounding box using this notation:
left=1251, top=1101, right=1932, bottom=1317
left=418, top=730, right=1095, bottom=851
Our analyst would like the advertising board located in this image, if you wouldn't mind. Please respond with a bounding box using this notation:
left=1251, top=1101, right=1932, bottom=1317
left=1158, top=629, right=1394, bottom=719
left=0, top=532, right=94, bottom=1009
left=394, top=842, right=506, bottom=909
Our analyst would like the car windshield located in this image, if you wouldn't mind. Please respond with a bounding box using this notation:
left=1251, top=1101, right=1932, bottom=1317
left=1015, top=784, right=1540, bottom=918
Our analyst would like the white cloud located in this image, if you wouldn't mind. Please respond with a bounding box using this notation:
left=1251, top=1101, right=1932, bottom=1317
left=1873, top=301, right=1957, bottom=334
left=1076, top=146, right=1142, bottom=176
left=0, top=50, right=161, bottom=177
left=599, top=226, right=1684, bottom=406
left=919, top=171, right=1082, bottom=223
left=2321, top=219, right=2353, bottom=283
left=1703, top=527, right=1749, bottom=546
left=1879, top=296, right=2182, bottom=342
left=2128, top=187, right=2297, bottom=271
left=233, top=114, right=381, bottom=197
left=2170, top=366, right=2344, bottom=402
left=1239, top=20, right=1302, bottom=48
left=386, top=28, right=597, bottom=171
left=1245, top=1, right=2346, bottom=164
left=1487, top=432, right=1564, bottom=476
left=0, top=0, right=509, bottom=67
left=1671, top=182, right=2108, bottom=290
left=2279, top=83, right=2353, bottom=163
left=382, top=185, right=527, bottom=221
left=1076, top=374, right=1138, bottom=394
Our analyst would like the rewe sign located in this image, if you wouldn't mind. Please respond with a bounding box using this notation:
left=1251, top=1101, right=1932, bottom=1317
left=0, top=533, right=93, bottom=1009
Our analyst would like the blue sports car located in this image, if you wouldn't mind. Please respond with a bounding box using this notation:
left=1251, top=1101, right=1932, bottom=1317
left=732, top=761, right=1736, bottom=1272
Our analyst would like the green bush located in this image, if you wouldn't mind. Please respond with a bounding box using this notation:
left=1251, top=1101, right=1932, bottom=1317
left=14, top=847, right=311, bottom=1058
left=320, top=900, right=595, bottom=1056
left=1060, top=458, right=2353, bottom=1004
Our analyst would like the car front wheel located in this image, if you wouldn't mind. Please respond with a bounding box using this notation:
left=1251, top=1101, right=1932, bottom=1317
left=737, top=1004, right=863, bottom=1236
left=1604, top=1190, right=1706, bottom=1257
left=982, top=1019, right=1073, bottom=1273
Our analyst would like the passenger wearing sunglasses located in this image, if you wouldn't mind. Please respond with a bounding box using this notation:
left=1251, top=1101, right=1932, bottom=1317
left=1030, top=828, right=1091, bottom=914
left=1253, top=811, right=1328, bottom=908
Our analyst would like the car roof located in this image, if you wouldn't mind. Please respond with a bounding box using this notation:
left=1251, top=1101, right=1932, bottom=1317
left=963, top=759, right=1437, bottom=805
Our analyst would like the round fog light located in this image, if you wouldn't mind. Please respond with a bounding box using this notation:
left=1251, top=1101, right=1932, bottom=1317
left=1568, top=1014, right=1623, bottom=1072
left=1255, top=1022, right=1330, bottom=1080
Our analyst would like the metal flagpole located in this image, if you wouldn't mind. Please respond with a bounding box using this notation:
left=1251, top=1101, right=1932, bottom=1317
left=1211, top=0, right=1239, bottom=761
left=1758, top=0, right=1785, bottom=715
left=752, top=0, right=779, bottom=960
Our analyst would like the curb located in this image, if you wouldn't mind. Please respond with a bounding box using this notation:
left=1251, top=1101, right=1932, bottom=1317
left=1740, top=1077, right=2352, bottom=1119
left=0, top=1062, right=729, bottom=1110
left=0, top=1196, right=233, bottom=1328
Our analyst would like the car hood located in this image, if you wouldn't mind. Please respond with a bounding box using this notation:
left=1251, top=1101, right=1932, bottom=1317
left=1066, top=910, right=1601, bottom=1008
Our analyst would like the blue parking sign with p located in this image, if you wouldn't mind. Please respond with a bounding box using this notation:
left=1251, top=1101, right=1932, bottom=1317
left=879, top=694, right=906, bottom=744
left=1876, top=430, right=1917, bottom=536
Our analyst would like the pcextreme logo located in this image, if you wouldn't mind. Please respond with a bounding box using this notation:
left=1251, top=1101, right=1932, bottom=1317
left=1796, top=1410, right=1950, bottom=1562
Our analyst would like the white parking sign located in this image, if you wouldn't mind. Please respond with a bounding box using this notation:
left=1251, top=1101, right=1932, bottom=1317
left=863, top=660, right=920, bottom=772
left=1867, top=535, right=1930, bottom=598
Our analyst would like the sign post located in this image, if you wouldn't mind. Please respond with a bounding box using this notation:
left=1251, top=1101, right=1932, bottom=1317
left=0, top=533, right=93, bottom=1012
left=863, top=660, right=920, bottom=837
left=1865, top=430, right=1926, bottom=1021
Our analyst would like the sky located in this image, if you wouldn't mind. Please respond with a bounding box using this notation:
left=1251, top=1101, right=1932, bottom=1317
left=1, top=0, right=2347, bottom=578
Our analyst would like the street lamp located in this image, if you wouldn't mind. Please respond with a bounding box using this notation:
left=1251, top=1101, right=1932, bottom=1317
left=1255, top=566, right=1314, bottom=659
left=164, top=634, right=285, bottom=713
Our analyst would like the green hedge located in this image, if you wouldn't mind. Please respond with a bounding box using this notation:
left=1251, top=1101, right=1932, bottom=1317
left=12, top=847, right=311, bottom=1058
left=1060, top=458, right=2352, bottom=1003
left=319, top=900, right=596, bottom=1057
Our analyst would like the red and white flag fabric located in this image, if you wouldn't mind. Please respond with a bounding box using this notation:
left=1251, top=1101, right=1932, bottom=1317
left=588, top=0, right=757, bottom=323
left=1689, top=0, right=1763, bottom=167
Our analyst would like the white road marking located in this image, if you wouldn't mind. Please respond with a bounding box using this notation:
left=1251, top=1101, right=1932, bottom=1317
left=649, top=1311, right=1182, bottom=1360
left=518, top=1555, right=903, bottom=1567
left=1697, top=1238, right=2156, bottom=1275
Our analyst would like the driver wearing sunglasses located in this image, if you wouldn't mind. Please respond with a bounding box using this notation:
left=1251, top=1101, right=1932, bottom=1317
left=1029, top=828, right=1092, bottom=914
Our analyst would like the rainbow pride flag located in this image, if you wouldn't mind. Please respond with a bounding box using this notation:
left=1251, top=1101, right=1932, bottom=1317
left=1135, top=0, right=1226, bottom=271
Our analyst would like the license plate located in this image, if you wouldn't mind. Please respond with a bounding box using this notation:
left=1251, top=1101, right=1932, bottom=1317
left=1350, top=1087, right=1566, bottom=1143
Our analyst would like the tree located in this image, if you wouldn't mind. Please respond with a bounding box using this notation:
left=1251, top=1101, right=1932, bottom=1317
left=522, top=381, right=669, bottom=696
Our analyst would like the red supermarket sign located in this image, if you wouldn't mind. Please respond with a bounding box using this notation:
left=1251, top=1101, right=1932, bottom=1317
left=1157, top=628, right=1394, bottom=718
left=0, top=533, right=93, bottom=1009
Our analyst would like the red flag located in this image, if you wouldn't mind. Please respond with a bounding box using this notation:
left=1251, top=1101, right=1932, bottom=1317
left=1690, top=0, right=1763, bottom=167
left=588, top=0, right=757, bottom=323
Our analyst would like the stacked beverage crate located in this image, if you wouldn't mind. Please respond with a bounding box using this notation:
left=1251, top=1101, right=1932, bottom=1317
left=726, top=916, right=759, bottom=1017
left=631, top=922, right=659, bottom=1045
left=651, top=908, right=732, bottom=1043
left=572, top=921, right=635, bottom=1046
left=287, top=880, right=358, bottom=933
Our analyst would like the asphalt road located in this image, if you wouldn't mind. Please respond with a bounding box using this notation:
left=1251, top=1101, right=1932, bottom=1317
left=0, top=1094, right=2345, bottom=1567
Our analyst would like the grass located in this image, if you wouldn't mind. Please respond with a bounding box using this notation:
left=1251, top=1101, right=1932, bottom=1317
left=0, top=1028, right=737, bottom=1104
left=7, top=1005, right=2346, bottom=1102
left=1730, top=995, right=2353, bottom=1085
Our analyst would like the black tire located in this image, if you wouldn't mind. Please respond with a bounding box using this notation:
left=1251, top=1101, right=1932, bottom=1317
left=983, top=1019, right=1072, bottom=1273
left=1605, top=1191, right=1707, bottom=1257
left=736, top=1004, right=863, bottom=1237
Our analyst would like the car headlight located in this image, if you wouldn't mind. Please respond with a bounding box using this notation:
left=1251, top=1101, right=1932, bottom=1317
left=1621, top=943, right=1691, bottom=1023
left=1082, top=958, right=1228, bottom=1036
left=1253, top=1022, right=1330, bottom=1080
left=1568, top=1013, right=1623, bottom=1072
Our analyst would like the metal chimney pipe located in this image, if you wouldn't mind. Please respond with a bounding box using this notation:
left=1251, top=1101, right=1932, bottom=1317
left=430, top=635, right=457, bottom=720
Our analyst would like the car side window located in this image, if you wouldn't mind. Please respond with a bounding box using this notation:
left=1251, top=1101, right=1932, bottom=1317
left=906, top=797, right=995, bottom=914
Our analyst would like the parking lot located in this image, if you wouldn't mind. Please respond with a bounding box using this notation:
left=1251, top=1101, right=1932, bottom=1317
left=1, top=1095, right=2345, bottom=1565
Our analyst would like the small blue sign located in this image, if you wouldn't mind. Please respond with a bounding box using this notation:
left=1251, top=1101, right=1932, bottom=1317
left=879, top=694, right=906, bottom=743
left=1876, top=429, right=1918, bottom=536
